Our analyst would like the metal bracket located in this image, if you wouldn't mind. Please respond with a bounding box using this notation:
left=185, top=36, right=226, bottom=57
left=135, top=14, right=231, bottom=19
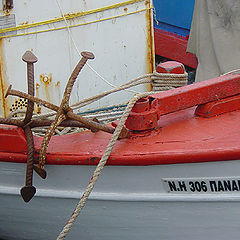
left=126, top=73, right=240, bottom=131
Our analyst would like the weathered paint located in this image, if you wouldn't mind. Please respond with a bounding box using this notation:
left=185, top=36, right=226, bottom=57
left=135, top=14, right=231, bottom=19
left=154, top=28, right=198, bottom=68
left=39, top=73, right=52, bottom=104
left=34, top=73, right=62, bottom=114
left=0, top=62, right=6, bottom=117
left=145, top=0, right=155, bottom=91
left=40, top=73, right=52, bottom=85
left=2, top=161, right=240, bottom=240
left=1, top=73, right=240, bottom=166
left=195, top=94, right=240, bottom=118
left=0, top=39, right=8, bottom=117
left=0, top=0, right=154, bottom=115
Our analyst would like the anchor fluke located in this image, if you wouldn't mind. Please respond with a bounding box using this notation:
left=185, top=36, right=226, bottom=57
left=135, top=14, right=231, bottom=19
left=20, top=186, right=36, bottom=203
left=33, top=165, right=47, bottom=179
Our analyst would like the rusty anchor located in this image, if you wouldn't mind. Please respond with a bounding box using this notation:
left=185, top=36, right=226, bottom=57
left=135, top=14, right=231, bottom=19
left=11, top=50, right=37, bottom=202
left=34, top=52, right=99, bottom=178
left=3, top=50, right=129, bottom=186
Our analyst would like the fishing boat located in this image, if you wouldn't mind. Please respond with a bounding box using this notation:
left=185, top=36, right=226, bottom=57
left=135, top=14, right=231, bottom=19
left=0, top=61, right=240, bottom=239
left=153, top=0, right=198, bottom=69
left=1, top=1, right=240, bottom=240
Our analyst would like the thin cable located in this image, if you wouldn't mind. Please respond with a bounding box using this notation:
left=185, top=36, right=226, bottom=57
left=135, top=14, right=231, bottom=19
left=0, top=0, right=145, bottom=34
left=221, top=69, right=240, bottom=76
left=55, top=0, right=139, bottom=93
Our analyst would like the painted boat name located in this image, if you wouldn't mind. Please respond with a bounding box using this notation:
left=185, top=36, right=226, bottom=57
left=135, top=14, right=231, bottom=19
left=162, top=177, right=240, bottom=193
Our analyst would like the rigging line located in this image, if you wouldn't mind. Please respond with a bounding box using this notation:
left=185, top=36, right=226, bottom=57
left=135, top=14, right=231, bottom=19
left=0, top=0, right=145, bottom=34
left=221, top=69, right=240, bottom=76
left=0, top=9, right=150, bottom=39
left=55, top=0, right=139, bottom=94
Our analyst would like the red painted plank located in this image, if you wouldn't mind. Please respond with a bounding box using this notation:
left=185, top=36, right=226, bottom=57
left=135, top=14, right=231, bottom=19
left=151, top=74, right=240, bottom=116
left=154, top=28, right=198, bottom=69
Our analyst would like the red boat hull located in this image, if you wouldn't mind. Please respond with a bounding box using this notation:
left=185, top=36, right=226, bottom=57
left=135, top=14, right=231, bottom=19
left=1, top=106, right=240, bottom=166
left=1, top=74, right=240, bottom=166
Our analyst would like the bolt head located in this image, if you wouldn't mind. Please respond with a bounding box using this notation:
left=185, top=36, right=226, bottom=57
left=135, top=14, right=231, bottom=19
left=22, top=51, right=38, bottom=63
left=156, top=61, right=185, bottom=74
left=81, top=51, right=95, bottom=60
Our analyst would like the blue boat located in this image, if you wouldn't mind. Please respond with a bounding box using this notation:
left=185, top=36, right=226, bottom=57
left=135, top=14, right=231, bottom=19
left=153, top=0, right=197, bottom=69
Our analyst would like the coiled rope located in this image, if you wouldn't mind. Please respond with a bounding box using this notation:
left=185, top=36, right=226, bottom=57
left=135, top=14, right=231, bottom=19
left=151, top=71, right=188, bottom=91
left=10, top=71, right=187, bottom=121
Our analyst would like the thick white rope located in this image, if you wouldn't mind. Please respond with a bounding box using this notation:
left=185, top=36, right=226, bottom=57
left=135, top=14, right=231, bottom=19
left=56, top=92, right=152, bottom=240
left=55, top=71, right=188, bottom=239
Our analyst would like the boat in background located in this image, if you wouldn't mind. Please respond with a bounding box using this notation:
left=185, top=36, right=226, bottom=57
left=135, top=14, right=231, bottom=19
left=153, top=0, right=198, bottom=69
left=0, top=67, right=240, bottom=239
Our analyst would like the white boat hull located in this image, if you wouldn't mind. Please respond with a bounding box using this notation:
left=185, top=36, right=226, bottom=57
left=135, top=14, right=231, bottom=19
left=1, top=160, right=240, bottom=240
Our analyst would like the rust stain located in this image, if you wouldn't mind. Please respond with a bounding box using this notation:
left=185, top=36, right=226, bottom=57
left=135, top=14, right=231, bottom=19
left=36, top=104, right=42, bottom=114
left=35, top=83, right=42, bottom=114
left=37, top=73, right=61, bottom=113
left=0, top=39, right=9, bottom=117
left=0, top=68, right=6, bottom=117
left=40, top=73, right=52, bottom=85
left=19, top=21, right=29, bottom=26
left=36, top=82, right=40, bottom=90
left=145, top=0, right=155, bottom=91
left=40, top=73, right=52, bottom=103
left=4, top=10, right=10, bottom=16
left=55, top=81, right=60, bottom=87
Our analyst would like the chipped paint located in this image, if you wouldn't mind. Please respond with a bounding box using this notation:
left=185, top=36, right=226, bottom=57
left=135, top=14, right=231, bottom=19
left=40, top=73, right=52, bottom=85
left=36, top=73, right=61, bottom=113
left=40, top=73, right=52, bottom=105
left=0, top=39, right=9, bottom=117
left=0, top=0, right=152, bottom=112
left=55, top=81, right=60, bottom=87
left=0, top=65, right=6, bottom=117
left=35, top=83, right=42, bottom=114
left=145, top=0, right=155, bottom=91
